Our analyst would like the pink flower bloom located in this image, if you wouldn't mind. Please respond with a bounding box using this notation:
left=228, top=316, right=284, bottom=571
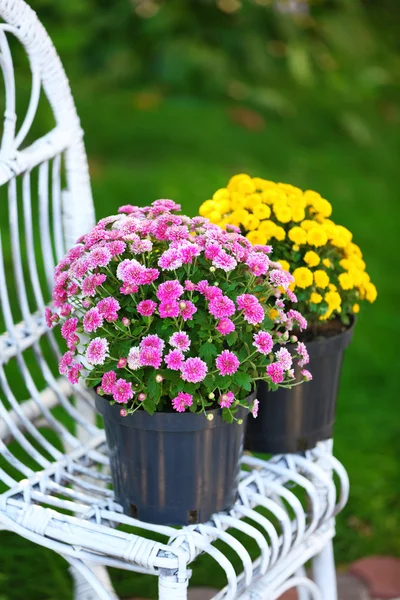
left=180, top=300, right=197, bottom=321
left=127, top=346, right=141, bottom=370
left=287, top=309, right=307, bottom=332
left=59, top=351, right=74, bottom=376
left=296, top=342, right=310, bottom=367
left=165, top=349, right=185, bottom=370
left=159, top=300, right=180, bottom=318
left=61, top=317, right=78, bottom=340
left=69, top=258, right=90, bottom=279
left=212, top=250, right=237, bottom=272
left=253, top=244, right=273, bottom=254
left=196, top=280, right=211, bottom=294
left=86, top=337, right=109, bottom=365
left=286, top=289, right=298, bottom=303
left=117, top=358, right=127, bottom=368
left=269, top=269, right=294, bottom=290
left=113, top=378, right=134, bottom=404
left=253, top=331, right=273, bottom=355
left=140, top=334, right=165, bottom=352
left=251, top=399, right=259, bottom=418
left=45, top=307, right=54, bottom=328
left=220, top=391, right=234, bottom=408
left=67, top=282, right=79, bottom=297
left=140, top=268, right=160, bottom=284
left=97, top=297, right=120, bottom=322
left=226, top=224, right=241, bottom=233
left=181, top=357, right=208, bottom=383
left=216, top=318, right=235, bottom=336
left=107, top=240, right=126, bottom=256
left=204, top=243, right=222, bottom=260
left=275, top=347, right=293, bottom=371
left=236, top=294, right=259, bottom=311
left=216, top=350, right=240, bottom=376
left=169, top=331, right=190, bottom=352
left=184, top=280, right=196, bottom=291
left=302, top=369, right=313, bottom=381
left=81, top=273, right=107, bottom=297
left=246, top=252, right=270, bottom=276
left=60, top=303, right=72, bottom=317
left=203, top=285, right=223, bottom=301
left=139, top=347, right=163, bottom=369
left=172, top=392, right=193, bottom=413
left=101, top=371, right=117, bottom=395
left=165, top=225, right=190, bottom=242
left=83, top=308, right=104, bottom=333
left=116, top=259, right=145, bottom=285
left=266, top=362, right=284, bottom=384
left=275, top=299, right=285, bottom=309
left=237, top=294, right=265, bottom=325
left=156, top=280, right=184, bottom=302
left=67, top=363, right=82, bottom=385
left=67, top=334, right=79, bottom=351
left=208, top=295, right=236, bottom=319
left=120, top=283, right=138, bottom=295
left=158, top=248, right=183, bottom=270
left=82, top=299, right=92, bottom=308
left=137, top=299, right=157, bottom=317
left=178, top=242, right=201, bottom=264
left=88, top=246, right=112, bottom=268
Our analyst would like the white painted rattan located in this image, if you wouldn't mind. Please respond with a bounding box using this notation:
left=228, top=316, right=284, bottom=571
left=0, top=1, right=349, bottom=598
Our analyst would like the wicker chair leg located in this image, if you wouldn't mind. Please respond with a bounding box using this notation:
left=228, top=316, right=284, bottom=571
left=158, top=568, right=189, bottom=600
left=311, top=540, right=337, bottom=600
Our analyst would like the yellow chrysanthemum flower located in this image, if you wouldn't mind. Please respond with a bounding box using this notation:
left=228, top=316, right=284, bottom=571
left=269, top=308, right=279, bottom=320
left=331, top=225, right=353, bottom=248
left=339, top=258, right=352, bottom=270
left=365, top=282, right=377, bottom=303
left=252, top=203, right=271, bottom=220
left=314, top=198, right=332, bottom=218
left=338, top=272, right=354, bottom=290
left=300, top=219, right=319, bottom=231
left=246, top=230, right=267, bottom=245
left=228, top=173, right=255, bottom=194
left=273, top=203, right=292, bottom=224
left=304, top=250, right=320, bottom=267
left=212, top=188, right=230, bottom=202
left=314, top=270, right=330, bottom=289
left=291, top=206, right=306, bottom=222
left=293, top=267, right=313, bottom=289
left=278, top=259, right=290, bottom=272
left=349, top=255, right=366, bottom=271
left=288, top=226, right=307, bottom=245
left=307, top=227, right=328, bottom=248
left=199, top=199, right=215, bottom=216
left=214, top=199, right=231, bottom=215
left=230, top=192, right=247, bottom=211
left=244, top=193, right=262, bottom=209
left=352, top=303, right=360, bottom=313
left=258, top=219, right=277, bottom=238
left=324, top=290, right=342, bottom=311
left=208, top=209, right=222, bottom=223
left=322, top=258, right=331, bottom=268
left=310, top=292, right=323, bottom=304
left=242, top=214, right=260, bottom=231
left=273, top=226, right=286, bottom=241
left=252, top=177, right=272, bottom=191
left=345, top=242, right=363, bottom=258
left=328, top=283, right=337, bottom=291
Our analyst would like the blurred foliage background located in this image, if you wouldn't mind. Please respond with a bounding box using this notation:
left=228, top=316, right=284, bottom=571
left=0, top=0, right=399, bottom=598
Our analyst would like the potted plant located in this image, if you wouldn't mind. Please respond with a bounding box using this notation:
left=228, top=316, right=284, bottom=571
left=48, top=199, right=307, bottom=524
left=200, top=174, right=377, bottom=453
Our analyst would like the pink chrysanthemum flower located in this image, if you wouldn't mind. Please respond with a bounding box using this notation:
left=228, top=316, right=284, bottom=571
left=88, top=246, right=112, bottom=269
left=137, top=299, right=157, bottom=317
left=158, top=248, right=183, bottom=270
left=60, top=303, right=72, bottom=317
left=246, top=252, right=270, bottom=276
left=107, top=240, right=126, bottom=256
left=180, top=300, right=197, bottom=321
left=141, top=268, right=160, bottom=285
left=181, top=357, right=208, bottom=383
left=116, top=259, right=145, bottom=285
left=113, top=378, right=134, bottom=404
left=203, top=286, right=223, bottom=301
left=253, top=331, right=273, bottom=355
left=275, top=347, right=293, bottom=371
left=253, top=244, right=273, bottom=254
left=296, top=342, right=310, bottom=367
left=269, top=269, right=294, bottom=291
left=156, top=280, right=184, bottom=302
left=177, top=242, right=201, bottom=264
left=169, top=331, right=190, bottom=352
left=216, top=350, right=240, bottom=376
left=159, top=301, right=180, bottom=318
left=208, top=295, right=236, bottom=319
left=67, top=363, right=82, bottom=385
left=69, top=258, right=90, bottom=280
left=266, top=362, right=284, bottom=384
left=120, top=283, right=138, bottom=295
left=165, top=349, right=185, bottom=370
left=212, top=250, right=237, bottom=272
left=204, top=243, right=222, bottom=260
left=220, top=391, right=234, bottom=408
left=237, top=294, right=265, bottom=325
left=172, top=392, right=193, bottom=413
left=67, top=334, right=79, bottom=351
left=97, top=297, right=120, bottom=322
left=139, top=347, right=163, bottom=369
left=59, top=351, right=74, bottom=376
left=287, top=309, right=307, bottom=332
left=286, top=289, right=298, bottom=303
left=83, top=307, right=104, bottom=333
left=86, top=337, right=109, bottom=365
left=101, top=371, right=117, bottom=395
left=196, top=280, right=211, bottom=294
left=251, top=399, right=259, bottom=418
left=184, top=280, right=196, bottom=291
left=127, top=346, right=141, bottom=370
left=140, top=334, right=165, bottom=352
left=302, top=369, right=312, bottom=381
left=81, top=273, right=107, bottom=297
left=61, top=317, right=78, bottom=340
left=216, top=318, right=235, bottom=336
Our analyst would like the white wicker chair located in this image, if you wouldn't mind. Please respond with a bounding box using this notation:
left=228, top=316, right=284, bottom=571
left=0, top=1, right=349, bottom=598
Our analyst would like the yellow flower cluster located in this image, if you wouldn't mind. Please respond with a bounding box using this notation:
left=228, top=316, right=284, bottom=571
left=200, top=173, right=377, bottom=323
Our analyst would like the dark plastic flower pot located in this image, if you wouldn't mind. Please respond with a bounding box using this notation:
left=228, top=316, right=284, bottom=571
left=96, top=393, right=254, bottom=525
left=245, top=323, right=355, bottom=454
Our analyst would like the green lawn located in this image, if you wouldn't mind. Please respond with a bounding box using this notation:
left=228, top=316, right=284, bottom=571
left=0, top=90, right=399, bottom=599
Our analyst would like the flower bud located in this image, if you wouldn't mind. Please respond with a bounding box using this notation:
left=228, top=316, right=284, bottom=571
left=214, top=281, right=220, bottom=286
left=206, top=413, right=214, bottom=421
left=117, top=357, right=127, bottom=368
left=97, top=387, right=105, bottom=396
left=208, top=392, right=215, bottom=400
left=155, top=374, right=164, bottom=383
left=179, top=301, right=187, bottom=310
left=290, top=335, right=298, bottom=343
left=237, top=418, right=243, bottom=425
left=282, top=331, right=289, bottom=341
left=120, top=409, right=127, bottom=417
left=122, top=317, right=130, bottom=327
left=138, top=392, right=146, bottom=402
left=208, top=337, right=213, bottom=344
left=209, top=266, right=216, bottom=273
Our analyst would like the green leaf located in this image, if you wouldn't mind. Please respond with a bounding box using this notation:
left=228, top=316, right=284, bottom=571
left=199, top=342, right=217, bottom=361
left=235, top=371, right=253, bottom=392
left=226, top=332, right=238, bottom=346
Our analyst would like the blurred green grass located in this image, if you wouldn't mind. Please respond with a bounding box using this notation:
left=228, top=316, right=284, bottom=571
left=0, top=89, right=399, bottom=598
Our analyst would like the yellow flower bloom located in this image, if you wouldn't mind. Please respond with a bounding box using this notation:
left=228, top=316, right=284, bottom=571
left=304, top=250, right=320, bottom=267
left=349, top=255, right=366, bottom=271
left=339, top=258, right=352, bottom=270
left=278, top=182, right=302, bottom=195
left=214, top=199, right=231, bottom=215
left=352, top=303, right=360, bottom=313
left=293, top=267, right=313, bottom=289
left=244, top=193, right=262, bottom=209
left=310, top=292, right=323, bottom=304
left=331, top=225, right=353, bottom=248
left=246, top=230, right=267, bottom=245
left=273, top=226, right=286, bottom=241
left=269, top=308, right=279, bottom=320
left=230, top=209, right=248, bottom=225
left=199, top=199, right=215, bottom=216
left=324, top=290, right=341, bottom=311
left=322, top=258, right=331, bottom=268
left=242, top=214, right=260, bottom=231
left=252, top=177, right=272, bottom=191
left=288, top=226, right=307, bottom=245
left=348, top=267, right=364, bottom=287
left=328, top=283, right=337, bottom=291
left=300, top=219, right=319, bottom=231
left=212, top=188, right=230, bottom=202
left=304, top=190, right=322, bottom=205
left=307, top=226, right=328, bottom=248
left=338, top=272, right=354, bottom=290
left=273, top=203, right=292, bottom=224
left=230, top=192, right=247, bottom=211
left=258, top=219, right=277, bottom=239
left=228, top=173, right=255, bottom=194
left=314, top=198, right=332, bottom=218
left=252, top=203, right=271, bottom=220
left=208, top=210, right=222, bottom=223
left=278, top=260, right=290, bottom=272
left=314, top=270, right=330, bottom=289
left=291, top=206, right=306, bottom=222
left=365, top=282, right=377, bottom=303
left=345, top=242, right=363, bottom=258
